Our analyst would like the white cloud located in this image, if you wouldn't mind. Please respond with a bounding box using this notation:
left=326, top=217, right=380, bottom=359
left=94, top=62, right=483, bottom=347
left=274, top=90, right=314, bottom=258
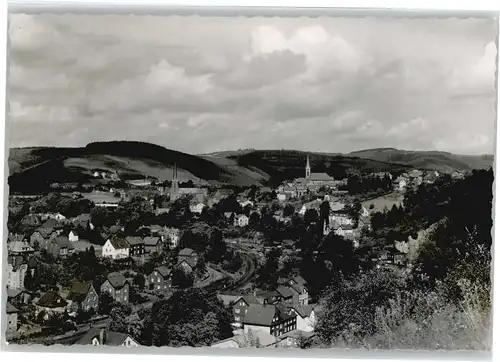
left=7, top=14, right=497, bottom=155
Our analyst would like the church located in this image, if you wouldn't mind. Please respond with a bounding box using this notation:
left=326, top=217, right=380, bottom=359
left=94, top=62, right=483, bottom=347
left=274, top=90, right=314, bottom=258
left=294, top=155, right=336, bottom=189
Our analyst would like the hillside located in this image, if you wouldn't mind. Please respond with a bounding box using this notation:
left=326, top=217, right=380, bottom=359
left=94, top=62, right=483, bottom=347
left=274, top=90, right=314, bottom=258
left=348, top=148, right=493, bottom=173
left=8, top=143, right=490, bottom=193
left=226, top=150, right=411, bottom=186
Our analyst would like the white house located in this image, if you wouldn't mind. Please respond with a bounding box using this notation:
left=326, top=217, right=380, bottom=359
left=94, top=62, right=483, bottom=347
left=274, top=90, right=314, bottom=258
left=329, top=214, right=353, bottom=226
left=288, top=305, right=316, bottom=333
left=78, top=328, right=140, bottom=347
left=234, top=214, right=249, bottom=227
left=7, top=262, right=28, bottom=290
left=48, top=213, right=67, bottom=221
left=334, top=225, right=355, bottom=238
left=189, top=203, right=205, bottom=214
left=298, top=205, right=307, bottom=216
left=101, top=238, right=130, bottom=260
left=277, top=193, right=287, bottom=202
left=68, top=230, right=79, bottom=242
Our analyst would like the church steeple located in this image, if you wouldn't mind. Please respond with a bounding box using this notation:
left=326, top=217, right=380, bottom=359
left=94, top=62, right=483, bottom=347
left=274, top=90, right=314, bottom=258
left=171, top=163, right=179, bottom=197
left=305, top=155, right=311, bottom=179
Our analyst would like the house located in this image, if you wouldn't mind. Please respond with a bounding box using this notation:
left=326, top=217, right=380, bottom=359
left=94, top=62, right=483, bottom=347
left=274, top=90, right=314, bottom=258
left=189, top=202, right=206, bottom=214
left=44, top=212, right=67, bottom=221
left=20, top=214, right=42, bottom=228
left=276, top=330, right=315, bottom=348
left=255, top=290, right=283, bottom=305
left=67, top=281, right=99, bottom=312
left=6, top=302, right=19, bottom=334
left=287, top=282, right=308, bottom=306
left=217, top=293, right=242, bottom=306
left=232, top=295, right=261, bottom=324
left=30, top=227, right=59, bottom=250
left=177, top=248, right=198, bottom=266
left=276, top=286, right=294, bottom=304
left=74, top=213, right=95, bottom=230
left=147, top=266, right=171, bottom=291
left=234, top=214, right=249, bottom=227
left=6, top=256, right=28, bottom=290
left=286, top=305, right=315, bottom=332
left=102, top=237, right=130, bottom=260
left=334, top=225, right=355, bottom=238
left=69, top=230, right=79, bottom=242
left=277, top=193, right=287, bottom=202
left=243, top=303, right=297, bottom=338
left=77, top=327, right=140, bottom=347
left=125, top=237, right=146, bottom=256
left=177, top=259, right=196, bottom=274
left=210, top=329, right=278, bottom=348
left=162, top=227, right=180, bottom=248
left=7, top=288, right=33, bottom=306
left=36, top=290, right=68, bottom=313
left=47, top=236, right=74, bottom=258
left=144, top=236, right=162, bottom=254
left=100, top=272, right=130, bottom=304
left=7, top=238, right=35, bottom=255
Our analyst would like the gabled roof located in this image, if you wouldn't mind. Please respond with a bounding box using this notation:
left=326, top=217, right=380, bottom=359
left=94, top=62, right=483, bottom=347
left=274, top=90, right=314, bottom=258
left=276, top=286, right=294, bottom=299
left=289, top=282, right=306, bottom=294
left=125, top=236, right=144, bottom=246
left=6, top=302, right=19, bottom=314
left=41, top=218, right=62, bottom=229
left=217, top=294, right=242, bottom=306
left=143, top=236, right=161, bottom=246
left=8, top=240, right=35, bottom=254
left=53, top=236, right=71, bottom=247
left=67, top=282, right=94, bottom=302
left=77, top=327, right=137, bottom=346
left=177, top=259, right=196, bottom=269
left=108, top=237, right=130, bottom=249
left=154, top=266, right=171, bottom=278
left=292, top=275, right=307, bottom=286
left=34, top=228, right=56, bottom=239
left=37, top=290, right=67, bottom=308
left=178, top=248, right=196, bottom=256
left=105, top=272, right=128, bottom=289
left=243, top=304, right=276, bottom=326
left=212, top=329, right=278, bottom=347
left=77, top=213, right=92, bottom=222
left=287, top=304, right=314, bottom=318
left=309, top=173, right=334, bottom=181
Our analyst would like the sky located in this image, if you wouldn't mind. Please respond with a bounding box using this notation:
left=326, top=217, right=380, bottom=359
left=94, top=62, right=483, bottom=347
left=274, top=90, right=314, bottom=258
left=7, top=14, right=498, bottom=155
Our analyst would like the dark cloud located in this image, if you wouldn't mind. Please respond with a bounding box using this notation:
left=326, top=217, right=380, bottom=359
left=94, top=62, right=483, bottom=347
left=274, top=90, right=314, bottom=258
left=7, top=14, right=497, bottom=155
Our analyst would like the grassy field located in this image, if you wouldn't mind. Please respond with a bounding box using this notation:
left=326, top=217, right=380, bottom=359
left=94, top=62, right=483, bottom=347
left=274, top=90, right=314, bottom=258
left=362, top=192, right=405, bottom=213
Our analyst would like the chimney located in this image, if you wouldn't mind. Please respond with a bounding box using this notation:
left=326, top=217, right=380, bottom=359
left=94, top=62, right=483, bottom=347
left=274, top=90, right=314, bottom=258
left=99, top=328, right=106, bottom=345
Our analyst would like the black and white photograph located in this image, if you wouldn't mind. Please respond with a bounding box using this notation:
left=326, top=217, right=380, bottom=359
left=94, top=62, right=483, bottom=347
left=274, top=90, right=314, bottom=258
left=3, top=9, right=497, bottom=351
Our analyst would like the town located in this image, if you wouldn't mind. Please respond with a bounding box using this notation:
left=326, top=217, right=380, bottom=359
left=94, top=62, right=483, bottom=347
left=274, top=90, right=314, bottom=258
left=5, top=152, right=473, bottom=348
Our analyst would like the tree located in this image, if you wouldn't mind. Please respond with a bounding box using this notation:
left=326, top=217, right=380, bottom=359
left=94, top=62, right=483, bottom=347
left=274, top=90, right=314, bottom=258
left=207, top=228, right=227, bottom=263
left=171, top=268, right=194, bottom=289
left=283, top=204, right=295, bottom=218
left=133, top=274, right=146, bottom=290
left=196, top=255, right=208, bottom=278
left=145, top=288, right=233, bottom=347
left=315, top=268, right=405, bottom=345
left=98, top=291, right=115, bottom=315
left=304, top=208, right=319, bottom=226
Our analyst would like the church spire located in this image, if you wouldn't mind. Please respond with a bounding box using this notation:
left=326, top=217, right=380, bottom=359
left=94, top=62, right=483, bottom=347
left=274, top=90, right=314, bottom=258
left=305, top=154, right=311, bottom=179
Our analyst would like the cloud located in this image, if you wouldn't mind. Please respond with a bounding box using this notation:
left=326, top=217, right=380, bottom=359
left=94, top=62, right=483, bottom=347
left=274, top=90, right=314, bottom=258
left=7, top=15, right=497, bottom=155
